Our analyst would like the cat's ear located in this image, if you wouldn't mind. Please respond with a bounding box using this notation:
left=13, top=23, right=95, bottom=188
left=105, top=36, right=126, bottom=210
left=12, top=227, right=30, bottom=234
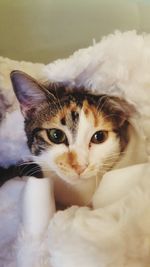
left=107, top=96, right=136, bottom=127
left=10, top=70, right=49, bottom=117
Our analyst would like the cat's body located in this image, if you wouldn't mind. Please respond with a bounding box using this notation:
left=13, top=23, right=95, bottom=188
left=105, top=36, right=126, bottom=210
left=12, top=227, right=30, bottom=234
left=0, top=71, right=144, bottom=207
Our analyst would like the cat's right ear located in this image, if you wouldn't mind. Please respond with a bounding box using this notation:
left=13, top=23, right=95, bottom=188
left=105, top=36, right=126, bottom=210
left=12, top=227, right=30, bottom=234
left=10, top=70, right=49, bottom=117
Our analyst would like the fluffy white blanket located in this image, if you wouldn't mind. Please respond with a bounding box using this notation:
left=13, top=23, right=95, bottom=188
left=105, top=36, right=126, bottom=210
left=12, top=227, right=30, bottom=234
left=0, top=31, right=150, bottom=267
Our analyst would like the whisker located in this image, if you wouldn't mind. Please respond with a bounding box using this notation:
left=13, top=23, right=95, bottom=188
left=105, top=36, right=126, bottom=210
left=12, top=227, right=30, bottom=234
left=20, top=166, right=42, bottom=177
left=18, top=161, right=39, bottom=166
left=96, top=95, right=109, bottom=112
left=95, top=173, right=98, bottom=191
left=25, top=169, right=42, bottom=177
left=26, top=165, right=41, bottom=173
left=106, top=151, right=127, bottom=160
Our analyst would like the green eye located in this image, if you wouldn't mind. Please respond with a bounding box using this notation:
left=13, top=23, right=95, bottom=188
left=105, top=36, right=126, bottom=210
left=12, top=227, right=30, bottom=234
left=47, top=128, right=68, bottom=144
left=91, top=130, right=108, bottom=144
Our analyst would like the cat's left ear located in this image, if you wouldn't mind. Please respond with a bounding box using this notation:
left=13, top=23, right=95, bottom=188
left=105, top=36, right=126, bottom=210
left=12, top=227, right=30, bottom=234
left=10, top=70, right=51, bottom=117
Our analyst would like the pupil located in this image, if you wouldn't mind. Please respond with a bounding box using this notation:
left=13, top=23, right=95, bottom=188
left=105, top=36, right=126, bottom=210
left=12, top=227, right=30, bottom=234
left=47, top=128, right=68, bottom=144
left=91, top=130, right=108, bottom=144
left=95, top=131, right=103, bottom=141
left=54, top=130, right=62, bottom=140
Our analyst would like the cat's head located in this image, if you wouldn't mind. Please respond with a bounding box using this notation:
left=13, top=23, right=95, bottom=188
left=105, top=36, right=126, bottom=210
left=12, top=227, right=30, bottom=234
left=10, top=71, right=134, bottom=185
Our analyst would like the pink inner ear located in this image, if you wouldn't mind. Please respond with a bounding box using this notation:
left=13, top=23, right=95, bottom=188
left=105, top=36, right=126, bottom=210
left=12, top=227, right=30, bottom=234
left=20, top=103, right=34, bottom=117
left=18, top=86, right=47, bottom=117
left=11, top=71, right=48, bottom=116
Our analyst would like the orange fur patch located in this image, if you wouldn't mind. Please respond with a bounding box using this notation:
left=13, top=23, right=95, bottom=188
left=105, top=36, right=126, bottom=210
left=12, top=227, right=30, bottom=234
left=42, top=99, right=114, bottom=134
left=68, top=151, right=78, bottom=170
left=83, top=100, right=100, bottom=127
left=48, top=102, right=79, bottom=125
left=55, top=151, right=84, bottom=175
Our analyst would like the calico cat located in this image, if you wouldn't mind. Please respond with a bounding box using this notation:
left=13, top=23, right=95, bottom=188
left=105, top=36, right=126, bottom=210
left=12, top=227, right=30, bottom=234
left=9, top=70, right=137, bottom=207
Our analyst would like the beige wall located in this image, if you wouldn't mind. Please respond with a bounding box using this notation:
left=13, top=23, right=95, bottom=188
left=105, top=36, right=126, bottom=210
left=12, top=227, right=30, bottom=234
left=0, top=0, right=150, bottom=63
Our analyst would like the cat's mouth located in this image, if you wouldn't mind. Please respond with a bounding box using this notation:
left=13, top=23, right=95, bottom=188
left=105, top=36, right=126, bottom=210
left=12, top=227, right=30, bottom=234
left=50, top=165, right=100, bottom=185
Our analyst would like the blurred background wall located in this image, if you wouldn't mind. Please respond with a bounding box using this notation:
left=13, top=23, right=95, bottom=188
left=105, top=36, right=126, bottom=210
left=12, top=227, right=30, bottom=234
left=0, top=0, right=150, bottom=63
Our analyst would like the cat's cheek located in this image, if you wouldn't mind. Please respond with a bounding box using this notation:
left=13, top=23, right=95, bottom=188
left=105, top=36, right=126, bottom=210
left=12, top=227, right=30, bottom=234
left=33, top=145, right=68, bottom=173
left=89, top=137, right=120, bottom=166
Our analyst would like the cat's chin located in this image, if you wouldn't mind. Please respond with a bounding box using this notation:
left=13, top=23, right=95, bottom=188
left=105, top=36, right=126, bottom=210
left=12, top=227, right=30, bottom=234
left=55, top=172, right=99, bottom=186
left=54, top=173, right=86, bottom=186
left=49, top=171, right=100, bottom=207
left=41, top=168, right=101, bottom=206
left=43, top=168, right=96, bottom=186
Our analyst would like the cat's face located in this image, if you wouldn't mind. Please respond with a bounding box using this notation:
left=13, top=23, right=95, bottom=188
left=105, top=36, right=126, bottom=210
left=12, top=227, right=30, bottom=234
left=31, top=100, right=122, bottom=184
left=11, top=71, right=133, bottom=185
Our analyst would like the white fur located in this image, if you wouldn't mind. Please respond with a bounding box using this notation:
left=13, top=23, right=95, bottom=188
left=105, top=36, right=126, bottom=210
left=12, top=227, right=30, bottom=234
left=0, top=31, right=150, bottom=266
left=34, top=105, right=127, bottom=206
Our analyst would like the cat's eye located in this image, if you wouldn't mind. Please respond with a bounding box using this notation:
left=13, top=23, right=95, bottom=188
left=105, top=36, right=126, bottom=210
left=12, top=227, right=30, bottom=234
left=47, top=128, right=68, bottom=144
left=91, top=130, right=108, bottom=144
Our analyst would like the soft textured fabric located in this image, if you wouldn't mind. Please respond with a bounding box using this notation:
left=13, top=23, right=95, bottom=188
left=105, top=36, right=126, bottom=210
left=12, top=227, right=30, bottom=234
left=1, top=164, right=150, bottom=267
left=0, top=31, right=150, bottom=267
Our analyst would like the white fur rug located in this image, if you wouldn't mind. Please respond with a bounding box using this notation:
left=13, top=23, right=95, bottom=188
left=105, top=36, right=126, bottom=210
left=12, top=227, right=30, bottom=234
left=0, top=31, right=150, bottom=267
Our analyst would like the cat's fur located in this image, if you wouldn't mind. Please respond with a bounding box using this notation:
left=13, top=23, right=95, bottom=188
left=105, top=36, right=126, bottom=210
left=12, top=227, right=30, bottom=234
left=8, top=70, right=146, bottom=207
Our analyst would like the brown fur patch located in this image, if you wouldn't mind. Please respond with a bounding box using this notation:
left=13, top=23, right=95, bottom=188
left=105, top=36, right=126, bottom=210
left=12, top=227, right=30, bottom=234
left=68, top=151, right=78, bottom=170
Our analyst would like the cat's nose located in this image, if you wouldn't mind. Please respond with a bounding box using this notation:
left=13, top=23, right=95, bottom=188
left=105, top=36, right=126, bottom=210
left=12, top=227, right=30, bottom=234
left=75, top=165, right=87, bottom=175
left=68, top=150, right=88, bottom=176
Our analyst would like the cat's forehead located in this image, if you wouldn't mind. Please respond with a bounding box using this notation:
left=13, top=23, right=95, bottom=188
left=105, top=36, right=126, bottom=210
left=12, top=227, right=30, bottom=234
left=29, top=88, right=130, bottom=134
left=42, top=98, right=113, bottom=132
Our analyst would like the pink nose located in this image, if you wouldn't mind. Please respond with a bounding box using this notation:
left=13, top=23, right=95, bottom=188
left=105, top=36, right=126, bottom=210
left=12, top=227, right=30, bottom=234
left=75, top=165, right=87, bottom=175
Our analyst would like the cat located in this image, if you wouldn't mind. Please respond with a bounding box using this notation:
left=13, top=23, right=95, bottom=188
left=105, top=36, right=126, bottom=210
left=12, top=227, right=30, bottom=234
left=6, top=70, right=147, bottom=208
